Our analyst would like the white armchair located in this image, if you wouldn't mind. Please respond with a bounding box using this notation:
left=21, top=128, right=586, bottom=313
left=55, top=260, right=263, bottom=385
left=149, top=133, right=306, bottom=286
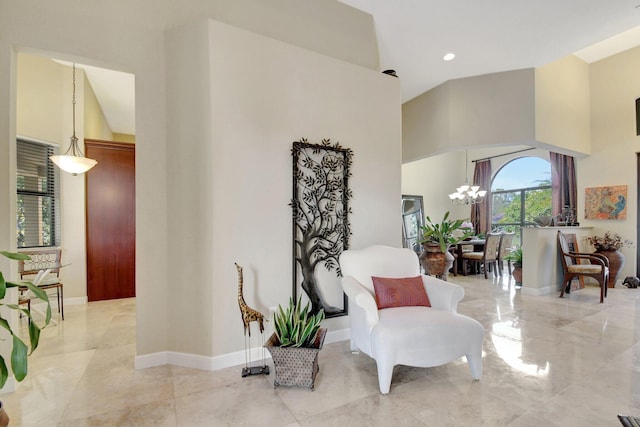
left=340, top=245, right=484, bottom=394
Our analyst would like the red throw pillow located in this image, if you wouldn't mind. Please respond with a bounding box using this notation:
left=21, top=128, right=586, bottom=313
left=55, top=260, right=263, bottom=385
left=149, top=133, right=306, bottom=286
left=371, top=276, right=431, bottom=309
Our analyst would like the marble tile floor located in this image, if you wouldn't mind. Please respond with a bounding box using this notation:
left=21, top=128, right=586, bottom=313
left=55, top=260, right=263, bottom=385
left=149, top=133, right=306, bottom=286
left=4, top=275, right=640, bottom=426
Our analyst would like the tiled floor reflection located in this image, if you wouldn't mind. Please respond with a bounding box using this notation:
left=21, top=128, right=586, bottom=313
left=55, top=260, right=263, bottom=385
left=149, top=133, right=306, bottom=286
left=3, top=275, right=640, bottom=426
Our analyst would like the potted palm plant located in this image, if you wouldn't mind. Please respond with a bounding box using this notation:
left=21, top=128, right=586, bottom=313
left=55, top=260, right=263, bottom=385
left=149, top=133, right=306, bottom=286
left=0, top=251, right=51, bottom=426
left=265, top=296, right=325, bottom=390
left=418, top=211, right=474, bottom=279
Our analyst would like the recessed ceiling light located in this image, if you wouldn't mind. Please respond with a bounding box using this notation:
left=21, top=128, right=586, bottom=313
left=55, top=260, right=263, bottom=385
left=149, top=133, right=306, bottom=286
left=443, top=52, right=456, bottom=61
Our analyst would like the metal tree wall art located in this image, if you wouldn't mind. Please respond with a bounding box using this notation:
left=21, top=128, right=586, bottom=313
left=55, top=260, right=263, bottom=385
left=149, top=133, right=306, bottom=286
left=291, top=138, right=352, bottom=318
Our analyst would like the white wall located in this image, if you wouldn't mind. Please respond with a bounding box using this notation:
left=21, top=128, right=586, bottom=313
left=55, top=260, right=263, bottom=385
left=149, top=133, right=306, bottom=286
left=165, top=20, right=215, bottom=358
left=164, top=19, right=401, bottom=359
left=0, top=0, right=386, bottom=367
left=449, top=70, right=536, bottom=149
left=535, top=55, right=591, bottom=156
left=402, top=69, right=536, bottom=162
left=402, top=83, right=451, bottom=163
left=403, top=59, right=594, bottom=164
left=0, top=1, right=170, bottom=358
left=16, top=56, right=65, bottom=143
left=401, top=150, right=470, bottom=223
left=84, top=75, right=114, bottom=141
left=578, top=45, right=640, bottom=280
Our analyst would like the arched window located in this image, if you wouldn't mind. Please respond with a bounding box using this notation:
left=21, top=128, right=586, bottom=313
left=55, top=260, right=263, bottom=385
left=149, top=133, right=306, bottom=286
left=491, top=157, right=552, bottom=245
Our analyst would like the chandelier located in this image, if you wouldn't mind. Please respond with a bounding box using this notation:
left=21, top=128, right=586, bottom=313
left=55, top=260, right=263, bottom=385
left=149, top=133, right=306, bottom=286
left=50, top=63, right=98, bottom=175
left=448, top=150, right=486, bottom=205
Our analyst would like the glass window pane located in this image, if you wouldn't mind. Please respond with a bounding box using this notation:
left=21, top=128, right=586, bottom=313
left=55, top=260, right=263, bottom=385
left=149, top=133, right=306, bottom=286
left=492, top=191, right=521, bottom=225
left=17, top=193, right=54, bottom=248
left=491, top=156, right=552, bottom=250
left=492, top=157, right=552, bottom=191
left=524, top=188, right=552, bottom=223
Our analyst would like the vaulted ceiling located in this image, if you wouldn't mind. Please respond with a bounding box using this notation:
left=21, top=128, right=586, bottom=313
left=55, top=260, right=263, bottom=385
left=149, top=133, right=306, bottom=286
left=339, top=0, right=640, bottom=102
left=78, top=2, right=640, bottom=134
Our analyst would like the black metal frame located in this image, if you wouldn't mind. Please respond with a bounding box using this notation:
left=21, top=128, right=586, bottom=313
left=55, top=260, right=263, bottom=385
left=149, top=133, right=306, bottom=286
left=636, top=98, right=640, bottom=135
left=291, top=138, right=352, bottom=318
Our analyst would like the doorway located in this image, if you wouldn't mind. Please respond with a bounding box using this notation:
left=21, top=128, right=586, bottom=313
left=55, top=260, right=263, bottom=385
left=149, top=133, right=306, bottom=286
left=85, top=140, right=136, bottom=301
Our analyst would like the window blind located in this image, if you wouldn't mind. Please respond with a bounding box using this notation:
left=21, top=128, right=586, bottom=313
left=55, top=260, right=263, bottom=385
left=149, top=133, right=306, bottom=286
left=16, top=138, right=60, bottom=248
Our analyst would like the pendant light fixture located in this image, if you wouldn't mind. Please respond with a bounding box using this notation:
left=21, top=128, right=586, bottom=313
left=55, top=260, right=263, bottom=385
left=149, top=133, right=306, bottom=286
left=50, top=63, right=97, bottom=175
left=448, top=150, right=486, bottom=205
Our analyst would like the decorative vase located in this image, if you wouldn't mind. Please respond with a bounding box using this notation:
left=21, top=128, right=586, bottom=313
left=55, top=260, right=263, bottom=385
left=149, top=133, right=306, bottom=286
left=419, top=243, right=454, bottom=281
left=596, top=249, right=625, bottom=288
left=264, top=328, right=326, bottom=390
left=0, top=401, right=8, bottom=427
left=512, top=265, right=522, bottom=286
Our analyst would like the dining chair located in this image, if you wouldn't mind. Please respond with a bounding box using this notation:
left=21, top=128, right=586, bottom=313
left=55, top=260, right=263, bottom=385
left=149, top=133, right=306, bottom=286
left=557, top=231, right=609, bottom=303
left=18, top=248, right=64, bottom=320
left=461, top=232, right=501, bottom=279
left=497, top=232, right=515, bottom=275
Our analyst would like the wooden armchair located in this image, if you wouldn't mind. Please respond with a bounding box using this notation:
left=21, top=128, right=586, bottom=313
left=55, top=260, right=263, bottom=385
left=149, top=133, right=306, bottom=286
left=18, top=248, right=64, bottom=320
left=557, top=231, right=609, bottom=303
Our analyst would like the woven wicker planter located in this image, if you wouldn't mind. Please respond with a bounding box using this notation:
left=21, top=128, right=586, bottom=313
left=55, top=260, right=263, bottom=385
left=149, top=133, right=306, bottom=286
left=265, top=328, right=326, bottom=390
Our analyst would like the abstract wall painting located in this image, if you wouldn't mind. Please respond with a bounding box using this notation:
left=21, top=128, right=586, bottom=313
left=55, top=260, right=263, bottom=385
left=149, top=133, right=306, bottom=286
left=584, top=185, right=627, bottom=220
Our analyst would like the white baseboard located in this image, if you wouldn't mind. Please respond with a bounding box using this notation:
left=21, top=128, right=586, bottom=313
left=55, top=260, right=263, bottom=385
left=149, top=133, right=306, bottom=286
left=520, top=285, right=556, bottom=296
left=326, top=327, right=350, bottom=343
left=30, top=296, right=87, bottom=312
left=65, top=296, right=88, bottom=305
left=134, top=328, right=350, bottom=371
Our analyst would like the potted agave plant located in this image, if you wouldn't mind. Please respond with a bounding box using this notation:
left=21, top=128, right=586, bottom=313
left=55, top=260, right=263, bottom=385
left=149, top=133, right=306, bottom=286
left=265, top=296, right=325, bottom=390
left=0, top=251, right=51, bottom=426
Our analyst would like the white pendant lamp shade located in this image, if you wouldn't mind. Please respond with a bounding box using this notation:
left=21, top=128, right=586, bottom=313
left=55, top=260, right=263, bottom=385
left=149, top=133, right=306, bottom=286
left=50, top=141, right=98, bottom=174
left=51, top=63, right=97, bottom=175
left=448, top=150, right=486, bottom=205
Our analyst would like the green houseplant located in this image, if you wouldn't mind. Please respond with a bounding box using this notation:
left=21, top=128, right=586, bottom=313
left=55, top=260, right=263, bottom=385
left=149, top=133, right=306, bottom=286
left=419, top=211, right=474, bottom=253
left=505, top=247, right=522, bottom=265
left=505, top=247, right=523, bottom=286
left=0, top=251, right=51, bottom=388
left=418, top=211, right=474, bottom=279
left=272, top=297, right=325, bottom=348
left=265, top=297, right=326, bottom=389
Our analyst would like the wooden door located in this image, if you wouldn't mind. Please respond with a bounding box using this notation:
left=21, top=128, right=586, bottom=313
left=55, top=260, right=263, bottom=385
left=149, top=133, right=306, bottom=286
left=85, top=140, right=135, bottom=301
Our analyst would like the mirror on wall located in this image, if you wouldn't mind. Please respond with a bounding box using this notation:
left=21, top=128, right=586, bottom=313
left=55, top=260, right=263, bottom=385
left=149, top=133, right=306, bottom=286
left=402, top=195, right=424, bottom=254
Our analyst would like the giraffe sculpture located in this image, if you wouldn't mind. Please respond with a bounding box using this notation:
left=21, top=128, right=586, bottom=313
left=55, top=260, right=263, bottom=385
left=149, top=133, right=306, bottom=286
left=235, top=263, right=265, bottom=337
left=235, top=263, right=270, bottom=377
